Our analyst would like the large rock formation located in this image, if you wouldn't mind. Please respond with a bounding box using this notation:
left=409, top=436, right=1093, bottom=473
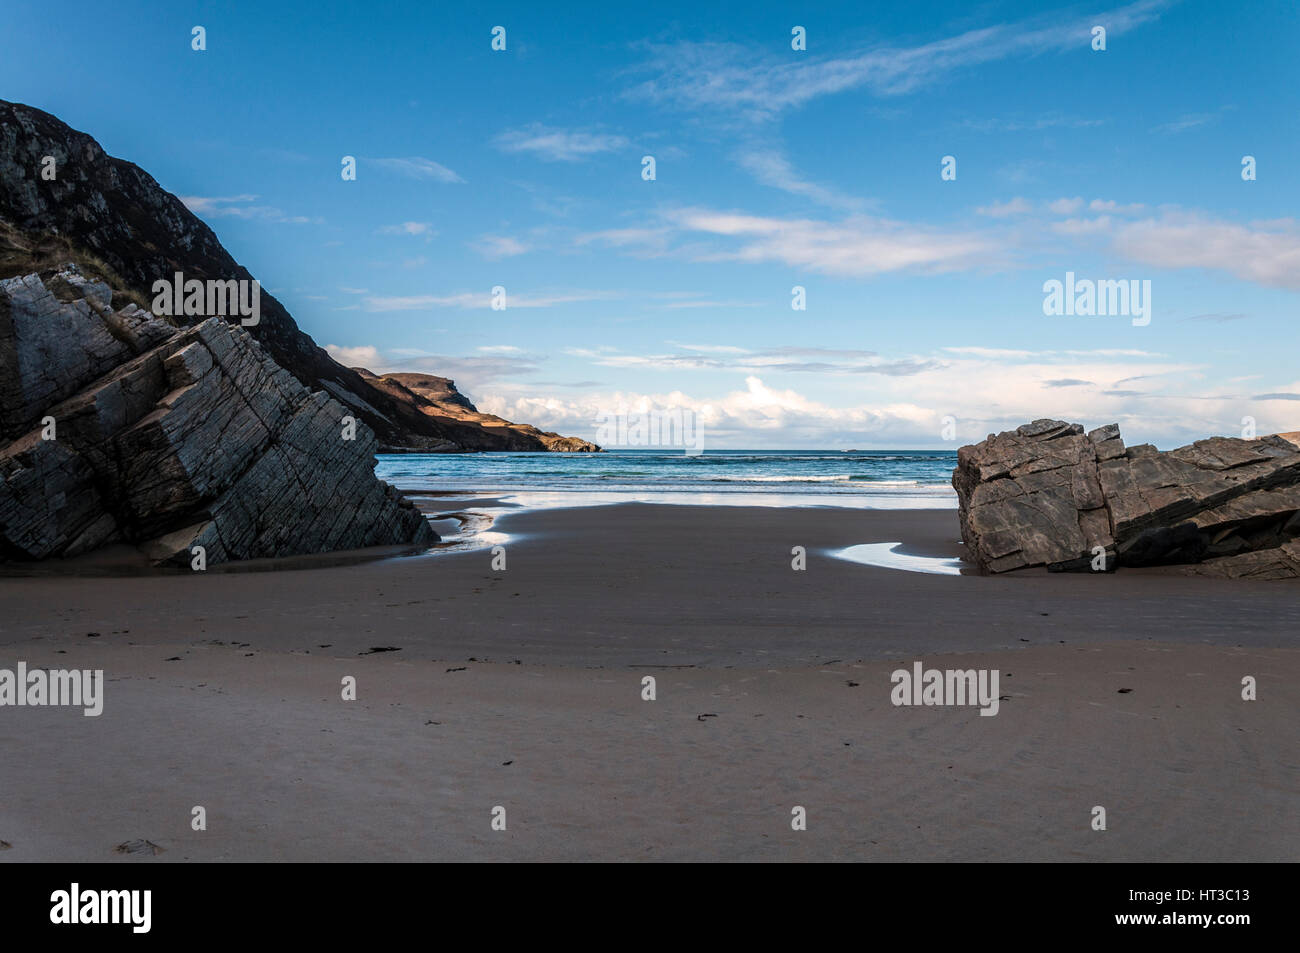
left=1, top=266, right=434, bottom=565
left=0, top=99, right=594, bottom=452
left=355, top=370, right=600, bottom=452
left=953, top=419, right=1300, bottom=576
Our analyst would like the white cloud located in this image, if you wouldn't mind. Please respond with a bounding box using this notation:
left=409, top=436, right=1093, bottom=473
left=734, top=148, right=864, bottom=209
left=1052, top=215, right=1113, bottom=235
left=371, top=156, right=464, bottom=183
left=1089, top=199, right=1145, bottom=214
left=626, top=1, right=1168, bottom=120
left=1047, top=197, right=1085, bottom=215
left=1151, top=113, right=1213, bottom=134
left=672, top=343, right=753, bottom=354
left=943, top=346, right=1036, bottom=359
left=180, top=194, right=258, bottom=213
left=653, top=294, right=762, bottom=309
left=666, top=208, right=1001, bottom=276
left=976, top=197, right=1032, bottom=217
left=1114, top=214, right=1300, bottom=290
left=364, top=290, right=620, bottom=311
left=473, top=235, right=530, bottom=258
left=961, top=116, right=1109, bottom=132
left=495, top=124, right=628, bottom=161
left=180, top=194, right=322, bottom=224
left=378, top=222, right=435, bottom=237
left=328, top=340, right=1296, bottom=448
left=575, top=227, right=673, bottom=254
left=324, top=344, right=381, bottom=368
left=573, top=345, right=935, bottom=376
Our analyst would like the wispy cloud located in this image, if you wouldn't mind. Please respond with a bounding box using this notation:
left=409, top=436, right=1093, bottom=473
left=364, top=290, right=620, bottom=311
left=1088, top=199, right=1145, bottom=214
left=580, top=345, right=940, bottom=376
left=370, top=156, right=464, bottom=183
left=472, top=235, right=530, bottom=259
left=575, top=227, right=673, bottom=255
left=180, top=194, right=322, bottom=224
left=1052, top=215, right=1113, bottom=235
left=494, top=124, right=628, bottom=161
left=944, top=346, right=1036, bottom=358
left=663, top=207, right=1002, bottom=277
left=734, top=148, right=865, bottom=209
left=1048, top=197, right=1085, bottom=214
left=976, top=197, right=1032, bottom=217
left=961, top=115, right=1108, bottom=132
left=377, top=222, right=435, bottom=237
left=625, top=1, right=1169, bottom=120
left=1151, top=112, right=1213, bottom=134
left=180, top=194, right=258, bottom=213
left=1181, top=312, right=1247, bottom=323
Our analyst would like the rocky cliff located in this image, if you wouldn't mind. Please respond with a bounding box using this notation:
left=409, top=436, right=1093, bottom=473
left=0, top=99, right=593, bottom=452
left=355, top=370, right=600, bottom=452
left=1, top=265, right=434, bottom=565
left=954, top=419, right=1300, bottom=577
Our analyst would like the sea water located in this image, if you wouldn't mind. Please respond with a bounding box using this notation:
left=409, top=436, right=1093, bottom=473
left=377, top=449, right=958, bottom=511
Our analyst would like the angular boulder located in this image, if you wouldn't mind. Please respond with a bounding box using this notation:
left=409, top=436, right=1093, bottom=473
left=0, top=266, right=435, bottom=565
left=953, top=419, right=1300, bottom=574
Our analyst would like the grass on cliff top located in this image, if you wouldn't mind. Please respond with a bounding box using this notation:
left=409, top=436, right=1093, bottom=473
left=0, top=220, right=152, bottom=311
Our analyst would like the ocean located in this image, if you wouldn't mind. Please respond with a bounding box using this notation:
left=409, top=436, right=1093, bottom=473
left=377, top=449, right=959, bottom=510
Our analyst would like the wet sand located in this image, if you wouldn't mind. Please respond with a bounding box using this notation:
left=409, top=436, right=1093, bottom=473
left=1, top=504, right=1296, bottom=861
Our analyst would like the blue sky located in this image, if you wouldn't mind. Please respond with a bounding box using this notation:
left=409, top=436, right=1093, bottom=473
left=4, top=0, right=1298, bottom=448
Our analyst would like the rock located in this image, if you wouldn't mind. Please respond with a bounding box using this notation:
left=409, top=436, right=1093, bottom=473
left=0, top=99, right=597, bottom=453
left=357, top=371, right=601, bottom=452
left=0, top=272, right=434, bottom=565
left=954, top=420, right=1300, bottom=574
left=1186, top=539, right=1300, bottom=579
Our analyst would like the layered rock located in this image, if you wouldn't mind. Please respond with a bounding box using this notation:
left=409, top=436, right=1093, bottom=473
left=0, top=99, right=595, bottom=452
left=355, top=370, right=601, bottom=452
left=1187, top=540, right=1300, bottom=579
left=953, top=419, right=1300, bottom=574
left=1, top=267, right=434, bottom=565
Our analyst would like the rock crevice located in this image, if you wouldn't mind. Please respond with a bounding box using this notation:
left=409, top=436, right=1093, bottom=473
left=0, top=267, right=434, bottom=565
left=954, top=419, right=1300, bottom=577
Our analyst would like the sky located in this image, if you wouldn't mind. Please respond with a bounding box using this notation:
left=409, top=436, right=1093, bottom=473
left=3, top=0, right=1298, bottom=449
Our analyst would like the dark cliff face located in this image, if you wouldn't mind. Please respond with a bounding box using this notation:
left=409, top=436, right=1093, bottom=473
left=0, top=101, right=359, bottom=421
left=0, top=100, right=595, bottom=452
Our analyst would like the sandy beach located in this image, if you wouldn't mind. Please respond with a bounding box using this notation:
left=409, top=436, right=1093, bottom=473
left=2, top=503, right=1296, bottom=862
